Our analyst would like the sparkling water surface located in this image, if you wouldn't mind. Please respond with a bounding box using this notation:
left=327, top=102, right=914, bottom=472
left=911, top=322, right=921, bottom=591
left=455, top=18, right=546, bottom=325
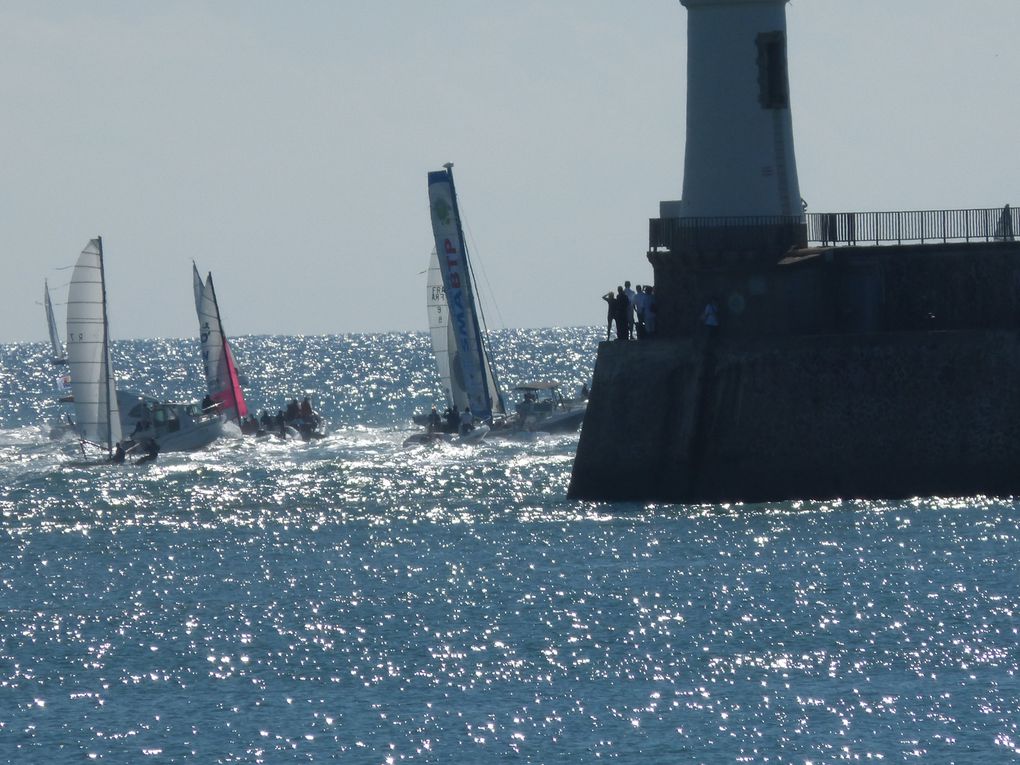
left=1, top=328, right=1019, bottom=763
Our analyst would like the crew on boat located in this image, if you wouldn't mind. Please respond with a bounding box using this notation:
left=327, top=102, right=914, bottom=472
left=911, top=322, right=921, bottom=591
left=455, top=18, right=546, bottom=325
left=460, top=406, right=474, bottom=435
left=135, top=439, right=159, bottom=465
left=445, top=406, right=461, bottom=433
left=427, top=406, right=442, bottom=433
left=131, top=407, right=152, bottom=439
left=240, top=415, right=261, bottom=436
left=109, top=442, right=126, bottom=464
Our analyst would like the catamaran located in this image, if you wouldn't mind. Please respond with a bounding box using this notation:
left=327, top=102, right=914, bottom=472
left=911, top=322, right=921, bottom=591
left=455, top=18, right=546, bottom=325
left=410, top=163, right=506, bottom=444
left=411, top=164, right=585, bottom=443
left=65, top=237, right=222, bottom=459
left=65, top=238, right=123, bottom=458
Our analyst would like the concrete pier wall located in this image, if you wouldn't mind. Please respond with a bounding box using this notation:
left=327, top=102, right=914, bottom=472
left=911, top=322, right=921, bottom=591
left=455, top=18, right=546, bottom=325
left=569, top=330, right=1020, bottom=504
left=571, top=239, right=1020, bottom=504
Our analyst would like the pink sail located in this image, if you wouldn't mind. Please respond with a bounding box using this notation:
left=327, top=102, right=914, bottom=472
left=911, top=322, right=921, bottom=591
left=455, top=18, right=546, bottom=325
left=214, top=341, right=248, bottom=419
left=193, top=263, right=247, bottom=424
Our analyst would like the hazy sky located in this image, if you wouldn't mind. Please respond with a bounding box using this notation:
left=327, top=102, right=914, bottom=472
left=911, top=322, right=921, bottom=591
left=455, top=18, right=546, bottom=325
left=2, top=0, right=1018, bottom=343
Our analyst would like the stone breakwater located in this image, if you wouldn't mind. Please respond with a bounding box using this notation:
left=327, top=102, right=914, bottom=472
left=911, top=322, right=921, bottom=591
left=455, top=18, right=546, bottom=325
left=569, top=330, right=1020, bottom=504
left=571, top=238, right=1020, bottom=504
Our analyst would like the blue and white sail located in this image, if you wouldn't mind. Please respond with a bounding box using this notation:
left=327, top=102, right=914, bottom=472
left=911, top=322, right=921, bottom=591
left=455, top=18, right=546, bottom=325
left=427, top=165, right=504, bottom=422
left=66, top=237, right=122, bottom=453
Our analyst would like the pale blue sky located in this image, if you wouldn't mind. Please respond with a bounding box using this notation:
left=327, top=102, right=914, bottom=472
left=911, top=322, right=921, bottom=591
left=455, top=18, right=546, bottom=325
left=2, top=0, right=1017, bottom=342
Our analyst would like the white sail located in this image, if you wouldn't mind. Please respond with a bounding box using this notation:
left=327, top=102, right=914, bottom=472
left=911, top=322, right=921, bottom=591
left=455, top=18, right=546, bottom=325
left=193, top=263, right=247, bottom=423
left=427, top=249, right=468, bottom=411
left=193, top=263, right=219, bottom=390
left=44, top=280, right=66, bottom=363
left=66, top=238, right=122, bottom=451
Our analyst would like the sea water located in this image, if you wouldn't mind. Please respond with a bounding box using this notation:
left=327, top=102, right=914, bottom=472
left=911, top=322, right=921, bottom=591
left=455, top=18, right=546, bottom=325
left=0, top=327, right=1018, bottom=763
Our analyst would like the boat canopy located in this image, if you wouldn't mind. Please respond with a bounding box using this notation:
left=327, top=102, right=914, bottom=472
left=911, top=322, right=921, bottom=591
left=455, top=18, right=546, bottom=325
left=515, top=381, right=561, bottom=391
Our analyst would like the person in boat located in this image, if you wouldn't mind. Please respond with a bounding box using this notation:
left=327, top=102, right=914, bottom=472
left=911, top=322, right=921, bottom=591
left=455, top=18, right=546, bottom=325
left=300, top=396, right=314, bottom=420
left=275, top=409, right=286, bottom=437
left=201, top=394, right=214, bottom=412
left=427, top=406, right=442, bottom=433
left=109, top=442, right=126, bottom=464
left=131, top=408, right=151, bottom=439
left=460, top=406, right=475, bottom=435
left=135, top=439, right=159, bottom=465
left=516, top=394, right=533, bottom=419
left=445, top=405, right=461, bottom=433
left=285, top=398, right=300, bottom=422
left=260, top=409, right=273, bottom=430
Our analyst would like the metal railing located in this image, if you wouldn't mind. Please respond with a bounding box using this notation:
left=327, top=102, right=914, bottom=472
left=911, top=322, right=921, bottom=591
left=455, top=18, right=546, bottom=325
left=806, top=207, right=1017, bottom=245
left=650, top=206, right=1017, bottom=251
left=649, top=215, right=807, bottom=252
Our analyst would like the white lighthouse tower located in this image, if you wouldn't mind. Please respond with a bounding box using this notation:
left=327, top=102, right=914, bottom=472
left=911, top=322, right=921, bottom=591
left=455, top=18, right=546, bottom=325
left=664, top=0, right=801, bottom=220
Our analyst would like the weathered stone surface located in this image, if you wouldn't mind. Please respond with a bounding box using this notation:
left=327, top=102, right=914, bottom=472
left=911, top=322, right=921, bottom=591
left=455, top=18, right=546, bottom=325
left=569, top=330, right=1020, bottom=504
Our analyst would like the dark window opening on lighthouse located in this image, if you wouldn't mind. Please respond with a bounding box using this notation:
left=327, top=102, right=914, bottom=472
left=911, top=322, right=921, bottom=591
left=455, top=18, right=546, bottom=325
left=757, top=31, right=789, bottom=109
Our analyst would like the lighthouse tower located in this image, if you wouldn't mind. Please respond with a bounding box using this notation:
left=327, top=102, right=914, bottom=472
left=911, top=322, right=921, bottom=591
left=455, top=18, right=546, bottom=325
left=666, top=0, right=800, bottom=220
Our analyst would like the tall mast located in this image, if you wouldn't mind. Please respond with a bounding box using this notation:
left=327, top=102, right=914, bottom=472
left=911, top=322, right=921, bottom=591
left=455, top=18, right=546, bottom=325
left=444, top=163, right=495, bottom=417
left=206, top=272, right=243, bottom=427
left=97, top=236, right=114, bottom=455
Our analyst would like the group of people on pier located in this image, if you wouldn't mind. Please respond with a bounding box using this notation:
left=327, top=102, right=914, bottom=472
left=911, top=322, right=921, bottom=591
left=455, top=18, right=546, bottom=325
left=602, top=281, right=656, bottom=341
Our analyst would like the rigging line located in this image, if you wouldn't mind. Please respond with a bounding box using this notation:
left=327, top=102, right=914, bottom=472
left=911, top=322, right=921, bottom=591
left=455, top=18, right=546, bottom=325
left=461, top=218, right=506, bottom=330
left=445, top=172, right=506, bottom=414
left=458, top=212, right=507, bottom=413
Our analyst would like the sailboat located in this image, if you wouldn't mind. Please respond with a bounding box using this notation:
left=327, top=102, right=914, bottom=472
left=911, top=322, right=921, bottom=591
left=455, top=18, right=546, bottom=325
left=192, top=264, right=248, bottom=427
left=44, top=280, right=68, bottom=365
left=412, top=163, right=505, bottom=443
left=411, top=164, right=585, bottom=444
left=65, top=237, right=222, bottom=459
left=42, top=279, right=78, bottom=438
left=65, top=238, right=123, bottom=457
